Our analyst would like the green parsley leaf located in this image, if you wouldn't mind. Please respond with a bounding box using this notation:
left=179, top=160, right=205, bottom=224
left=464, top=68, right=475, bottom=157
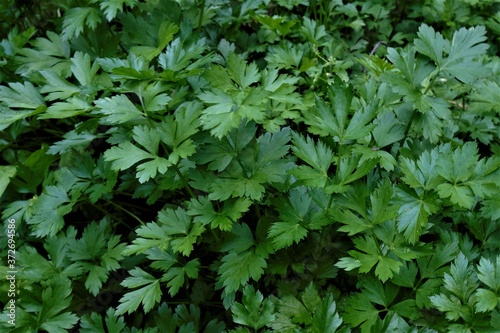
left=394, top=186, right=440, bottom=244
left=326, top=154, right=378, bottom=194
left=266, top=41, right=305, bottom=70
left=39, top=70, right=80, bottom=101
left=430, top=253, right=479, bottom=321
left=311, top=294, right=343, bottom=333
left=37, top=278, right=79, bottom=332
left=97, top=0, right=138, bottom=21
left=0, top=80, right=47, bottom=127
left=15, top=31, right=71, bottom=77
left=158, top=101, right=202, bottom=164
left=226, top=52, right=261, bottom=89
left=0, top=165, right=16, bottom=199
left=336, top=180, right=399, bottom=235
left=67, top=219, right=125, bottom=295
left=116, top=267, right=162, bottom=315
left=469, top=80, right=500, bottom=113
left=444, top=253, right=479, bottom=301
left=94, top=94, right=145, bottom=124
left=80, top=309, right=126, bottom=333
left=199, top=54, right=267, bottom=138
left=0, top=81, right=45, bottom=109
left=187, top=196, right=252, bottom=231
left=219, top=223, right=256, bottom=254
left=62, top=7, right=102, bottom=41
left=414, top=24, right=489, bottom=83
left=343, top=292, right=380, bottom=331
left=289, top=132, right=334, bottom=188
left=218, top=251, right=267, bottom=294
left=336, top=235, right=403, bottom=282
left=477, top=256, right=500, bottom=292
left=195, top=121, right=256, bottom=172
left=104, top=123, right=181, bottom=183
left=157, top=207, right=205, bottom=256
left=129, top=20, right=179, bottom=61
left=269, top=186, right=332, bottom=249
left=255, top=15, right=297, bottom=39
left=475, top=256, right=500, bottom=312
left=208, top=127, right=293, bottom=201
left=372, top=110, right=405, bottom=148
left=27, top=185, right=74, bottom=237
left=399, top=147, right=444, bottom=191
left=310, top=80, right=375, bottom=143
left=475, top=289, right=499, bottom=313
left=145, top=248, right=200, bottom=296
left=436, top=142, right=500, bottom=209
left=42, top=97, right=93, bottom=119
left=231, top=285, right=275, bottom=330
left=436, top=143, right=478, bottom=184
left=268, top=220, right=308, bottom=250
left=71, top=51, right=101, bottom=86
left=217, top=223, right=269, bottom=294
left=301, top=17, right=327, bottom=43
left=159, top=37, right=207, bottom=72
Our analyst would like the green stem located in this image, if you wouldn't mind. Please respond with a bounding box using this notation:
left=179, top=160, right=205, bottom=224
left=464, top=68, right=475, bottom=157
left=173, top=165, right=196, bottom=199
left=159, top=142, right=196, bottom=199
left=166, top=300, right=223, bottom=306
left=320, top=2, right=326, bottom=28
left=94, top=204, right=134, bottom=231
left=310, top=0, right=317, bottom=21
left=253, top=204, right=262, bottom=220
left=336, top=143, right=342, bottom=172
left=105, top=199, right=146, bottom=226
left=116, top=199, right=153, bottom=211
left=423, top=70, right=439, bottom=95
left=403, top=109, right=417, bottom=138
left=197, top=0, right=206, bottom=33
left=210, top=228, right=221, bottom=243
left=236, top=156, right=252, bottom=178
left=399, top=70, right=440, bottom=149
left=327, top=194, right=334, bottom=209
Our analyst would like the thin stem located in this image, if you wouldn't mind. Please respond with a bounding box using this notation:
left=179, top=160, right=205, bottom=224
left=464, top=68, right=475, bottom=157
left=369, top=41, right=388, bottom=56
left=105, top=199, right=146, bottom=226
left=320, top=2, right=326, bottom=28
left=173, top=164, right=196, bottom=199
left=327, top=194, right=334, bottom=209
left=253, top=204, right=262, bottom=220
left=234, top=155, right=252, bottom=178
left=310, top=0, right=317, bottom=21
left=166, top=300, right=223, bottom=306
left=116, top=199, right=153, bottom=211
left=423, top=70, right=439, bottom=95
left=210, top=228, right=221, bottom=243
left=403, top=109, right=417, bottom=138
left=197, top=0, right=206, bottom=33
left=159, top=142, right=196, bottom=199
left=402, top=70, right=440, bottom=138
left=336, top=143, right=342, bottom=172
left=93, top=204, right=135, bottom=231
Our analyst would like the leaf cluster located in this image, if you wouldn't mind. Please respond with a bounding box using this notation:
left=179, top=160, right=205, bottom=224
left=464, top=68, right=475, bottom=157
left=1, top=0, right=499, bottom=332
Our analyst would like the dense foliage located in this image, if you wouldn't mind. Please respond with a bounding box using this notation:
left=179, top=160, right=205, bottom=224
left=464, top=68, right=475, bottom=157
left=1, top=0, right=500, bottom=332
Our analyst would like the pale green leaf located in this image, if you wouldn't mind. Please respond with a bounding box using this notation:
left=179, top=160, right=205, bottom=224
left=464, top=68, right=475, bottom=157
left=218, top=251, right=267, bottom=293
left=231, top=285, right=275, bottom=330
left=62, top=7, right=102, bottom=40
left=475, top=289, right=499, bottom=312
left=0, top=166, right=16, bottom=199
left=117, top=268, right=162, bottom=315
left=94, top=94, right=145, bottom=124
